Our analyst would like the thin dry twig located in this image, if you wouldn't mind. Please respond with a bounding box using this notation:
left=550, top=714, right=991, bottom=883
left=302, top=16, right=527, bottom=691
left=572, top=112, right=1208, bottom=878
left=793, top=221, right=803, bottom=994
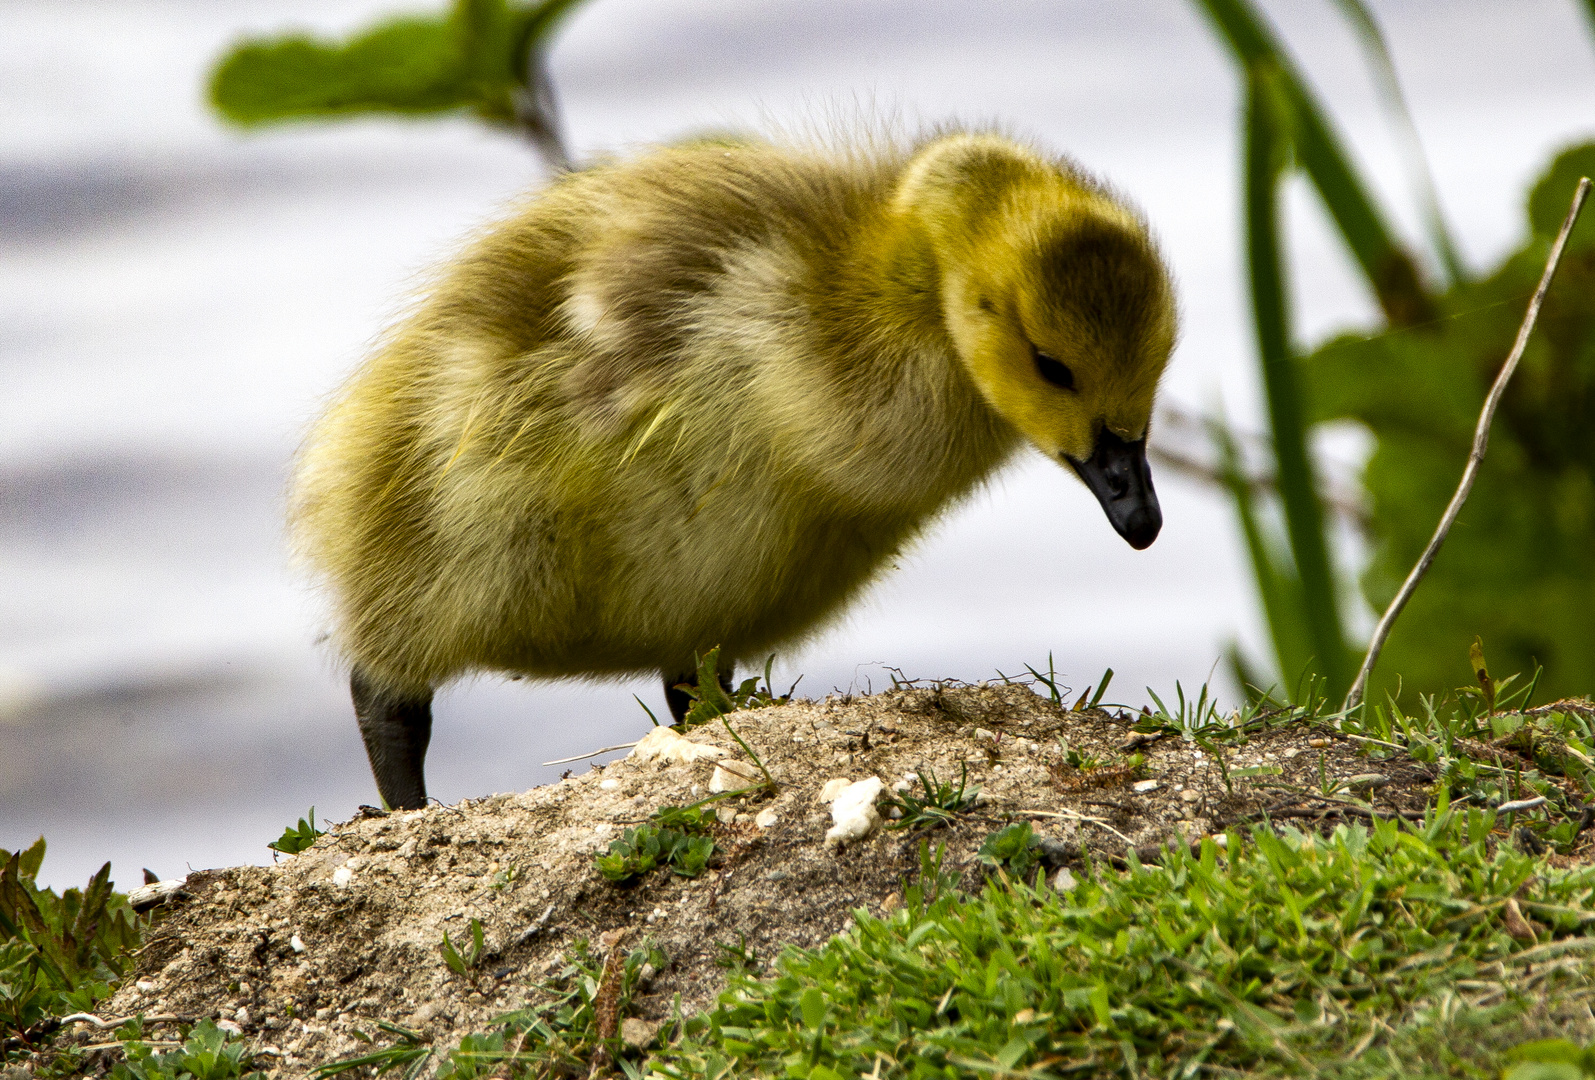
left=542, top=742, right=638, bottom=767
left=1345, top=177, right=1592, bottom=711
left=59, top=1013, right=186, bottom=1030
left=1018, top=807, right=1136, bottom=845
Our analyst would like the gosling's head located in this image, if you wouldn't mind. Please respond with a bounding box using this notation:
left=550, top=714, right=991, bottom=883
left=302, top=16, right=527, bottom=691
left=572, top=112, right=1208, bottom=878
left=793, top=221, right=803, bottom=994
left=899, top=135, right=1177, bottom=549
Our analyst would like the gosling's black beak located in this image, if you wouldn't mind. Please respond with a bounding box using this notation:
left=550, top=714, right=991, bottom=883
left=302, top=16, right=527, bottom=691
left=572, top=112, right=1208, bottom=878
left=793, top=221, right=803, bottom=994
left=1066, top=429, right=1162, bottom=550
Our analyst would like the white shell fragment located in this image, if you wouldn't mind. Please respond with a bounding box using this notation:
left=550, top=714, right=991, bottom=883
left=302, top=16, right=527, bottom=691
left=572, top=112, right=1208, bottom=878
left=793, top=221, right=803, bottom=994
left=332, top=866, right=354, bottom=888
left=824, top=777, right=884, bottom=848
left=290, top=934, right=307, bottom=953
left=128, top=877, right=187, bottom=913
left=708, top=761, right=761, bottom=793
left=818, top=777, right=853, bottom=803
left=630, top=726, right=729, bottom=764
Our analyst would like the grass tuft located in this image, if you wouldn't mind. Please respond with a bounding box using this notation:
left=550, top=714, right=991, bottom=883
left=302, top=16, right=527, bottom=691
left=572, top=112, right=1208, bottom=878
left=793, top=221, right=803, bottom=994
left=649, top=806, right=1595, bottom=1078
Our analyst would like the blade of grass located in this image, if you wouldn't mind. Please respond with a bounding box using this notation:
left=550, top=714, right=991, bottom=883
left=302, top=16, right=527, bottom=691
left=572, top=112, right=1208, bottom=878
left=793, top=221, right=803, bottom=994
left=1243, top=68, right=1352, bottom=703
left=1196, top=0, right=1436, bottom=325
left=1207, top=412, right=1312, bottom=688
left=1330, top=0, right=1467, bottom=287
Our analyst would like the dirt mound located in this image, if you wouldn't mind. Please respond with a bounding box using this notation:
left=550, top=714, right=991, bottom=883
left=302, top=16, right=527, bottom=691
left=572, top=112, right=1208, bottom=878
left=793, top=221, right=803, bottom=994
left=96, top=684, right=1436, bottom=1075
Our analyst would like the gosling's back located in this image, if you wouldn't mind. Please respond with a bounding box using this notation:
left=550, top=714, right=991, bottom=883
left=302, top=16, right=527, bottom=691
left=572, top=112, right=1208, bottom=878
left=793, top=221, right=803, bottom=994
left=291, top=137, right=1023, bottom=696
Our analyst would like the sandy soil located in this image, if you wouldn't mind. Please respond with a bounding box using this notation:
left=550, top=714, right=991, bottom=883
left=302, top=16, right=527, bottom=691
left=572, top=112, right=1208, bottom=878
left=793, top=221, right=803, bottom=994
left=88, top=683, right=1441, bottom=1075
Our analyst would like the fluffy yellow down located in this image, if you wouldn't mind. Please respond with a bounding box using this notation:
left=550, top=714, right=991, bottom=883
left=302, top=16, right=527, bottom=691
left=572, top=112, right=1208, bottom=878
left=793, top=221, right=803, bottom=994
left=290, top=130, right=1176, bottom=696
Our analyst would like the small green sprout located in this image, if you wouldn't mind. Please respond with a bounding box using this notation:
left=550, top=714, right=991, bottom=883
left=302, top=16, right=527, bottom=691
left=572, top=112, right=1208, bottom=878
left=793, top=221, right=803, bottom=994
left=440, top=918, right=485, bottom=975
left=268, top=808, right=325, bottom=856
left=884, top=764, right=980, bottom=830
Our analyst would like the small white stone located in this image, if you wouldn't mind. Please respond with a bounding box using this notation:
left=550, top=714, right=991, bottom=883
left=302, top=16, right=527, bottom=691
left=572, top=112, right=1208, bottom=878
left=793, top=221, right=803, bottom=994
left=974, top=727, right=995, bottom=740
left=216, top=1019, right=243, bottom=1036
left=600, top=778, right=620, bottom=790
left=290, top=934, right=306, bottom=953
left=1180, top=789, right=1201, bottom=803
left=594, top=823, right=613, bottom=835
left=754, top=808, right=779, bottom=828
left=1211, top=834, right=1228, bottom=848
left=825, top=777, right=885, bottom=847
left=819, top=777, right=853, bottom=803
left=1283, top=748, right=1301, bottom=759
left=716, top=805, right=737, bottom=824
left=332, top=867, right=354, bottom=888
left=135, top=979, right=157, bottom=994
left=630, top=726, right=728, bottom=765
left=236, top=1007, right=251, bottom=1026
left=1132, top=780, right=1160, bottom=793
left=1051, top=867, right=1078, bottom=891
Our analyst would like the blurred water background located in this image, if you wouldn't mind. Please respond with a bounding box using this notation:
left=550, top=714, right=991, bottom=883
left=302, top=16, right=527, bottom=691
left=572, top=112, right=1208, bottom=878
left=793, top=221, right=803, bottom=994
left=2, top=0, right=1592, bottom=889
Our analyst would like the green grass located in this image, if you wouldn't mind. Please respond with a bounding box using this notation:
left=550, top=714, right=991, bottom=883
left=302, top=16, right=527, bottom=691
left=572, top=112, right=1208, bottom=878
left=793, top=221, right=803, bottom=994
left=14, top=672, right=1595, bottom=1080
left=883, top=766, right=982, bottom=832
left=649, top=810, right=1595, bottom=1079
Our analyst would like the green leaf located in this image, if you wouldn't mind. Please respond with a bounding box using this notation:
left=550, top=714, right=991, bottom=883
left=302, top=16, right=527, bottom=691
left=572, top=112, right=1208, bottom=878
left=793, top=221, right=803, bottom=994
left=799, top=987, right=827, bottom=1029
left=268, top=808, right=325, bottom=855
left=994, top=1035, right=1030, bottom=1069
left=16, top=838, right=45, bottom=882
left=1503, top=1065, right=1585, bottom=1080
left=1529, top=143, right=1595, bottom=248
left=208, top=0, right=588, bottom=129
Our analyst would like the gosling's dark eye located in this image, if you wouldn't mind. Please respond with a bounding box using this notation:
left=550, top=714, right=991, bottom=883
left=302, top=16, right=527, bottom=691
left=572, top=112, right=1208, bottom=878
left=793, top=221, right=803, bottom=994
left=1033, top=347, right=1074, bottom=391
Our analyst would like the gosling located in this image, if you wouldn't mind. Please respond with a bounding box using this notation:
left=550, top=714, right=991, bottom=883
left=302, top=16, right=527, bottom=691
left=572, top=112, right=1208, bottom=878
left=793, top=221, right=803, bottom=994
left=291, top=130, right=1176, bottom=810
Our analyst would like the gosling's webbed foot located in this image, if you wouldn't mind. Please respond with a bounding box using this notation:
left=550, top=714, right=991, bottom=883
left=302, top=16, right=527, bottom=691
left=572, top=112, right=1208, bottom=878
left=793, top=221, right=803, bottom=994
left=663, top=666, right=736, bottom=724
left=351, top=668, right=434, bottom=811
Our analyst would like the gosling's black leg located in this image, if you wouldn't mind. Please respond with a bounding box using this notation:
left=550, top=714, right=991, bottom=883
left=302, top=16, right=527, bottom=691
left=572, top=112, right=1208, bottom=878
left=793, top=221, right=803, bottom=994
left=663, top=666, right=736, bottom=724
left=351, top=668, right=433, bottom=811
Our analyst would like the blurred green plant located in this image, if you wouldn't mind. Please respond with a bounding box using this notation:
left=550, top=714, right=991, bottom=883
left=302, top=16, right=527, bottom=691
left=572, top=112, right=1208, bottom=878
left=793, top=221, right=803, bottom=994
left=208, top=0, right=588, bottom=167
left=1195, top=0, right=1595, bottom=706
left=1195, top=0, right=1442, bottom=706
left=1, top=838, right=147, bottom=1060
left=1305, top=144, right=1595, bottom=703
